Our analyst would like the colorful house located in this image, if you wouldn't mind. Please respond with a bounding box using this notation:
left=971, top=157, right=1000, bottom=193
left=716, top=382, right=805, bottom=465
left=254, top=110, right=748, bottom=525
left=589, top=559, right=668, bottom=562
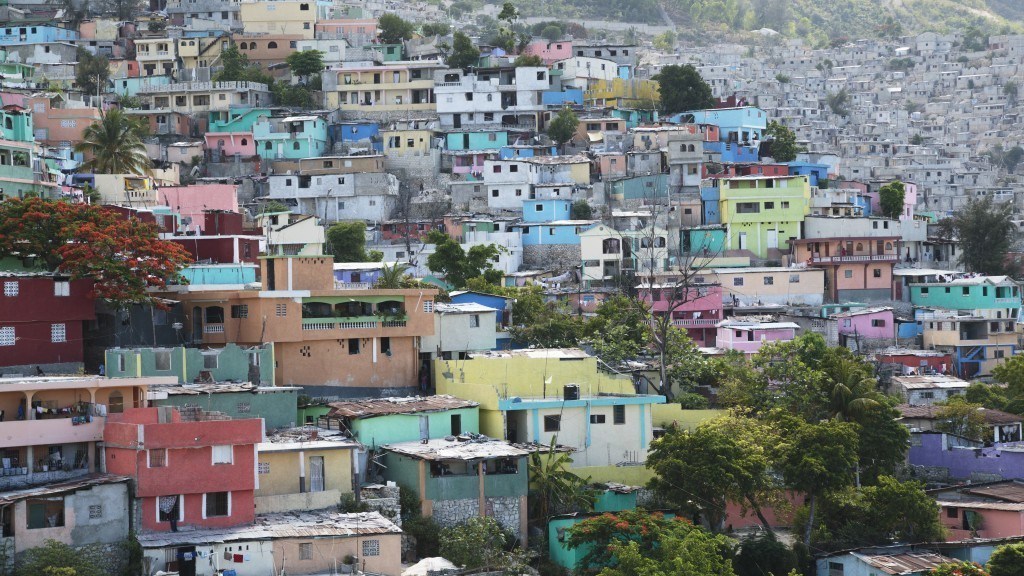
left=253, top=114, right=330, bottom=160
left=679, top=106, right=768, bottom=144
left=718, top=175, right=812, bottom=258
left=715, top=320, right=798, bottom=354
left=832, top=307, right=896, bottom=349
left=255, top=427, right=358, bottom=514
left=891, top=374, right=970, bottom=406
left=932, top=481, right=1024, bottom=541
left=103, top=406, right=264, bottom=533
left=105, top=343, right=275, bottom=385
left=322, top=395, right=480, bottom=449
left=637, top=283, right=723, bottom=347
left=920, top=310, right=1017, bottom=378
left=909, top=432, right=1024, bottom=483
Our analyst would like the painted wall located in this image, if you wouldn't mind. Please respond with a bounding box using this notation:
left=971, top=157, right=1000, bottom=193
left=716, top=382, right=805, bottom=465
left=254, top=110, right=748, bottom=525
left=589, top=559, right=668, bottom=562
left=255, top=446, right=353, bottom=500
left=351, top=408, right=480, bottom=448
left=105, top=343, right=275, bottom=385
left=909, top=433, right=1024, bottom=481
left=155, top=388, right=297, bottom=431
left=11, top=481, right=130, bottom=553
left=836, top=310, right=895, bottom=340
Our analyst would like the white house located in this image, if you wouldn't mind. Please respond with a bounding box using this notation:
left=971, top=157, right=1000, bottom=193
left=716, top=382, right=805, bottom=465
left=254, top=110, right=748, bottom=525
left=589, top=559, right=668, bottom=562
left=420, top=303, right=498, bottom=358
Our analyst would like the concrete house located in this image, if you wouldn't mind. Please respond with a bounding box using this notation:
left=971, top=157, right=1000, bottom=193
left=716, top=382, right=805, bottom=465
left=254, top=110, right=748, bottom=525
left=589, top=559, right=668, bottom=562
left=421, top=303, right=500, bottom=358
left=832, top=307, right=896, bottom=350
left=382, top=437, right=529, bottom=544
left=254, top=427, right=358, bottom=514
left=433, top=66, right=549, bottom=131
left=891, top=374, right=970, bottom=406
left=718, top=175, right=812, bottom=259
left=715, top=320, right=799, bottom=354
left=104, top=342, right=275, bottom=385
left=920, top=310, right=1017, bottom=379
left=706, top=267, right=826, bottom=307
left=816, top=551, right=959, bottom=576
left=323, top=395, right=480, bottom=449
left=253, top=114, right=330, bottom=161
left=898, top=404, right=1022, bottom=443
left=579, top=224, right=670, bottom=287
left=791, top=216, right=902, bottom=302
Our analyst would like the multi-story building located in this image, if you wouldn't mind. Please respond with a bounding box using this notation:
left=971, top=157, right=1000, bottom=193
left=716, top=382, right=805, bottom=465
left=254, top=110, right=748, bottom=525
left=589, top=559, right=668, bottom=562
left=263, top=155, right=399, bottom=222
left=920, top=310, right=1018, bottom=378
left=0, top=102, right=59, bottom=198
left=715, top=320, right=799, bottom=354
left=433, top=66, right=549, bottom=130
left=134, top=37, right=177, bottom=77
left=158, top=256, right=437, bottom=396
left=253, top=114, right=330, bottom=160
left=325, top=61, right=443, bottom=114
left=166, top=0, right=243, bottom=29
left=579, top=224, right=670, bottom=286
left=238, top=0, right=319, bottom=39
left=791, top=216, right=903, bottom=302
left=717, top=175, right=812, bottom=259
left=139, top=81, right=272, bottom=115
left=104, top=406, right=264, bottom=532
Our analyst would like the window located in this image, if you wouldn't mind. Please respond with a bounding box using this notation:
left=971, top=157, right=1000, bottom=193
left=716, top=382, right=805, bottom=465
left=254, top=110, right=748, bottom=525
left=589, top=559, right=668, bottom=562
left=3, top=281, right=18, bottom=296
left=736, top=202, right=760, bottom=213
left=873, top=269, right=882, bottom=278
left=154, top=350, right=171, bottom=371
left=362, top=540, right=380, bottom=557
left=763, top=276, right=774, bottom=286
left=871, top=319, right=886, bottom=327
left=510, top=165, right=518, bottom=172
left=764, top=202, right=775, bottom=209
left=844, top=270, right=853, bottom=279
left=451, top=414, right=462, bottom=435
left=212, top=445, right=233, bottom=464
left=781, top=201, right=790, bottom=209
left=204, top=492, right=230, bottom=517
left=258, top=462, right=271, bottom=474
left=733, top=277, right=744, bottom=287
left=231, top=304, right=248, bottom=318
left=237, top=402, right=251, bottom=413
left=424, top=300, right=434, bottom=313
left=149, top=448, right=166, bottom=468
left=268, top=41, right=278, bottom=49
left=89, top=504, right=103, bottom=519
left=299, top=543, right=313, bottom=560
left=790, top=274, right=800, bottom=283
left=493, top=165, right=502, bottom=173
left=276, top=304, right=287, bottom=316
left=590, top=414, right=606, bottom=424
left=995, top=349, right=1006, bottom=359
left=204, top=353, right=218, bottom=370
left=27, top=498, right=65, bottom=529
left=946, top=507, right=958, bottom=518
left=492, top=189, right=499, bottom=198
left=613, top=405, right=626, bottom=425
left=54, top=281, right=70, bottom=296
left=348, top=339, right=360, bottom=355
left=470, top=314, right=480, bottom=328
left=544, top=415, right=561, bottom=432
left=50, top=323, right=66, bottom=343
left=380, top=337, right=391, bottom=355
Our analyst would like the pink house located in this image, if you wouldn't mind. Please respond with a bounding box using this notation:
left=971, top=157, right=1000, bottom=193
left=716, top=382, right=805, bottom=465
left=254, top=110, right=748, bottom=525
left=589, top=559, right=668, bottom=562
left=639, top=284, right=723, bottom=346
left=866, top=181, right=918, bottom=220
left=158, top=184, right=239, bottom=231
left=597, top=153, right=627, bottom=179
left=833, top=307, right=896, bottom=341
left=450, top=151, right=489, bottom=176
left=715, top=320, right=798, bottom=354
left=204, top=132, right=256, bottom=158
left=315, top=19, right=378, bottom=40
left=523, top=40, right=573, bottom=65
left=932, top=481, right=1024, bottom=541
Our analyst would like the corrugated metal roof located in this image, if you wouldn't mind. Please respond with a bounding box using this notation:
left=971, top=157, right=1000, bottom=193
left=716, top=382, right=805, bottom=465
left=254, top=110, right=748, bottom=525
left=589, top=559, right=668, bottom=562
left=327, top=395, right=478, bottom=419
left=0, top=474, right=131, bottom=505
left=854, top=552, right=958, bottom=575
left=963, top=481, right=1024, bottom=503
left=138, top=511, right=400, bottom=548
left=384, top=437, right=531, bottom=461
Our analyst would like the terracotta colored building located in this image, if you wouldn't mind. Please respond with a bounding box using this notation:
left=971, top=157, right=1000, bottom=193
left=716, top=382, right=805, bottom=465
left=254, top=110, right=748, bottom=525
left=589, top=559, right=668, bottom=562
left=103, top=406, right=264, bottom=533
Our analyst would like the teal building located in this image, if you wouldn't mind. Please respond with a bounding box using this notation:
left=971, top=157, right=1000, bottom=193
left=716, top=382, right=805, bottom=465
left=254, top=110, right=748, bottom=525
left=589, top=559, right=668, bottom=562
left=153, top=383, right=300, bottom=431
left=104, top=343, right=275, bottom=385
left=322, top=395, right=480, bottom=448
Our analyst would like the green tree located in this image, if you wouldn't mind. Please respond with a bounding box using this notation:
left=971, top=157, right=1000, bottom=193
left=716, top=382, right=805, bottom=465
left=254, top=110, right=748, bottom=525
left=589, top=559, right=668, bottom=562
left=373, top=263, right=412, bottom=288
left=259, top=200, right=291, bottom=214
left=570, top=200, right=594, bottom=220
left=513, top=54, right=544, bottom=67
left=326, top=221, right=370, bottom=263
left=655, top=64, right=715, bottom=115
left=930, top=562, right=989, bottom=576
left=378, top=13, right=415, bottom=44
left=74, top=109, right=151, bottom=175
left=421, top=22, right=451, bottom=36
left=879, top=180, right=906, bottom=219
left=541, top=24, right=562, bottom=42
left=647, top=417, right=777, bottom=533
left=585, top=294, right=647, bottom=364
left=826, top=88, right=850, bottom=116
left=945, top=196, right=1015, bottom=274
left=438, top=516, right=510, bottom=570
left=272, top=83, right=316, bottom=108
left=993, top=355, right=1024, bottom=399
left=934, top=396, right=988, bottom=441
left=75, top=47, right=110, bottom=100
left=528, top=440, right=596, bottom=525
left=988, top=542, right=1024, bottom=576
left=764, top=121, right=798, bottom=162
left=734, top=532, right=797, bottom=576
left=547, top=107, right=579, bottom=152
left=425, top=230, right=502, bottom=288
left=861, top=476, right=946, bottom=543
left=854, top=402, right=911, bottom=484
left=286, top=49, right=324, bottom=82
left=965, top=382, right=1010, bottom=410
left=17, top=539, right=105, bottom=576
left=566, top=510, right=734, bottom=575
left=446, top=31, right=481, bottom=69
left=652, top=30, right=677, bottom=51
left=774, top=417, right=859, bottom=546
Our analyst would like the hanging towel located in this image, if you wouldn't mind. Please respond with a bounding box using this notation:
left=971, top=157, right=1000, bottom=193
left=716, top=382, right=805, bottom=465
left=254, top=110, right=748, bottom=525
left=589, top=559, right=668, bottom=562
left=233, top=554, right=243, bottom=563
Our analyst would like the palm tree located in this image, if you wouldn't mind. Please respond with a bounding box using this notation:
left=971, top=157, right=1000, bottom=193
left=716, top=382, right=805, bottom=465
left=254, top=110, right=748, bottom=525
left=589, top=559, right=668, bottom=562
left=374, top=262, right=410, bottom=289
left=74, top=109, right=151, bottom=175
left=527, top=438, right=596, bottom=526
left=827, top=359, right=885, bottom=422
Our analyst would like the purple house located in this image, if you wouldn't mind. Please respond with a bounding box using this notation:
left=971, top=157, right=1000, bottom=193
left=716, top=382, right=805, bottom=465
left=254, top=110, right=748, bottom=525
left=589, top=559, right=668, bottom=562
left=714, top=320, right=798, bottom=355
left=833, top=306, right=896, bottom=345
left=908, top=432, right=1024, bottom=482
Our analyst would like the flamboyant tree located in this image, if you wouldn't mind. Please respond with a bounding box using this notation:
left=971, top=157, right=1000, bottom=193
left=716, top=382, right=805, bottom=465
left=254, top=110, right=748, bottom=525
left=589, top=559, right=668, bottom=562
left=0, top=198, right=192, bottom=307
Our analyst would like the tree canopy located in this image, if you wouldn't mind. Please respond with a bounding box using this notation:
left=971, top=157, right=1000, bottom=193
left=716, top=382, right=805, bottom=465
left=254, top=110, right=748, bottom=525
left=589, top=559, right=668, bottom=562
left=378, top=13, right=415, bottom=44
left=764, top=121, right=798, bottom=161
left=547, top=107, right=579, bottom=150
left=988, top=542, right=1024, bottom=576
left=446, top=31, right=481, bottom=69
left=75, top=47, right=110, bottom=99
left=286, top=49, right=325, bottom=82
left=879, top=180, right=906, bottom=219
left=655, top=64, right=715, bottom=115
left=326, top=221, right=371, bottom=263
left=74, top=109, right=150, bottom=175
left=425, top=230, right=502, bottom=288
left=0, top=199, right=192, bottom=307
left=939, top=195, right=1015, bottom=275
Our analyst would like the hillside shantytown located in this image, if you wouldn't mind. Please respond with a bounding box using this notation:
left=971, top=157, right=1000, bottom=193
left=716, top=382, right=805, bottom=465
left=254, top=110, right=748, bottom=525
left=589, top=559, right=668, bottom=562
left=3, top=0, right=1024, bottom=575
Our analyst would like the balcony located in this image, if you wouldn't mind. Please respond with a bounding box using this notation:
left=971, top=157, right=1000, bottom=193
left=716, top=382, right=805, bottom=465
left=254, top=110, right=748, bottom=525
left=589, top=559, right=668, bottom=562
left=203, top=323, right=225, bottom=334
left=301, top=317, right=408, bottom=331
left=333, top=281, right=374, bottom=290
left=0, top=418, right=104, bottom=446
left=670, top=318, right=720, bottom=328
left=809, top=253, right=899, bottom=264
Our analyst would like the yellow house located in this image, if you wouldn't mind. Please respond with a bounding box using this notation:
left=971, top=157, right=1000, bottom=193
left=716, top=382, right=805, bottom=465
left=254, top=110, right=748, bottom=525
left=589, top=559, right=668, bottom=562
left=255, top=434, right=358, bottom=514
left=327, top=62, right=442, bottom=113
left=585, top=77, right=659, bottom=108
left=177, top=35, right=228, bottom=70
left=239, top=0, right=317, bottom=39
left=381, top=128, right=435, bottom=155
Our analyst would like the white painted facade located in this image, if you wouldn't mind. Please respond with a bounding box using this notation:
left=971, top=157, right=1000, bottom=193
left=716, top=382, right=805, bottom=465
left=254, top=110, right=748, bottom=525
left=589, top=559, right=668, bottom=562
left=433, top=66, right=549, bottom=129
left=420, top=303, right=498, bottom=356
left=265, top=171, right=399, bottom=222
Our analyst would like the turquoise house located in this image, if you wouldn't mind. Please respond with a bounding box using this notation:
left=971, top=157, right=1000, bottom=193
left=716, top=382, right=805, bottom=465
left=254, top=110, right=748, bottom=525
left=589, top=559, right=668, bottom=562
left=446, top=130, right=509, bottom=151
left=608, top=174, right=669, bottom=202
left=153, top=383, right=300, bottom=431
left=208, top=108, right=272, bottom=133
left=682, top=226, right=727, bottom=255
left=323, top=395, right=481, bottom=448
left=111, top=75, right=172, bottom=97
left=254, top=114, right=330, bottom=160
left=909, top=276, right=1021, bottom=313
left=383, top=437, right=530, bottom=543
left=180, top=263, right=258, bottom=286
left=104, top=343, right=275, bottom=385
left=364, top=43, right=403, bottom=61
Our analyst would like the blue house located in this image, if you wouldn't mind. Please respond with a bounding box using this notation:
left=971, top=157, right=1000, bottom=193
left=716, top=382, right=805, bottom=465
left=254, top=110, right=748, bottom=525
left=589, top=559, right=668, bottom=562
left=254, top=115, right=330, bottom=160
left=0, top=25, right=78, bottom=43
left=180, top=263, right=258, bottom=286
left=332, top=262, right=390, bottom=287
left=703, top=140, right=759, bottom=163
left=682, top=226, right=727, bottom=255
left=331, top=122, right=382, bottom=152
left=542, top=89, right=584, bottom=106
left=523, top=199, right=572, bottom=223
left=607, top=174, right=669, bottom=203
left=787, top=162, right=830, bottom=187
left=677, top=106, right=768, bottom=144
left=110, top=75, right=172, bottom=97
left=450, top=290, right=514, bottom=348
left=499, top=145, right=557, bottom=160
left=700, top=186, right=721, bottom=224
left=516, top=222, right=596, bottom=247
left=446, top=131, right=509, bottom=151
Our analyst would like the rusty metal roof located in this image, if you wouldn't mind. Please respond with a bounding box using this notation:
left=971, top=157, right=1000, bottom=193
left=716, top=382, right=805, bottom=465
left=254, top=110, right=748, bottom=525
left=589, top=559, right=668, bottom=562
left=384, top=437, right=531, bottom=461
left=327, top=395, right=478, bottom=419
left=963, top=480, right=1024, bottom=503
left=897, top=404, right=1022, bottom=425
left=0, top=474, right=131, bottom=505
left=137, top=511, right=400, bottom=548
left=854, top=552, right=958, bottom=575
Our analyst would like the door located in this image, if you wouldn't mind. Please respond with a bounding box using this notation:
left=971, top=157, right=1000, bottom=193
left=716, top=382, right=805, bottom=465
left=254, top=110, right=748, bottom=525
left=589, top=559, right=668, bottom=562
left=453, top=113, right=461, bottom=129
left=191, top=307, right=202, bottom=343
left=419, top=415, right=429, bottom=441
left=176, top=546, right=196, bottom=576
left=738, top=232, right=748, bottom=251
left=309, top=456, right=325, bottom=492
left=766, top=229, right=778, bottom=250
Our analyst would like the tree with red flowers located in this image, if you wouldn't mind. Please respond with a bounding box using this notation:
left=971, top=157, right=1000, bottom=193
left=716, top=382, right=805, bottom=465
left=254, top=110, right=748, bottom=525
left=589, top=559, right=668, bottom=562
left=0, top=198, right=192, bottom=307
left=930, top=561, right=990, bottom=576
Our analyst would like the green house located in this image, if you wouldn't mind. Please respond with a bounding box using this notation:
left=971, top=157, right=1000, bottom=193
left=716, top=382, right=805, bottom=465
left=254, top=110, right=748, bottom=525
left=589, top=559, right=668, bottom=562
left=104, top=343, right=275, bottom=385
left=152, top=383, right=300, bottom=431
left=321, top=395, right=480, bottom=448
left=910, top=276, right=1021, bottom=313
left=382, top=437, right=529, bottom=544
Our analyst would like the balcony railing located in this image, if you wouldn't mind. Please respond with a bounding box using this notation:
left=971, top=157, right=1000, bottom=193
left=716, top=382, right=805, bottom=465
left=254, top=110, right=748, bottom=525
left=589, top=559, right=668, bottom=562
left=809, top=254, right=899, bottom=263
left=333, top=281, right=374, bottom=290
left=671, top=319, right=720, bottom=328
left=203, top=323, right=225, bottom=333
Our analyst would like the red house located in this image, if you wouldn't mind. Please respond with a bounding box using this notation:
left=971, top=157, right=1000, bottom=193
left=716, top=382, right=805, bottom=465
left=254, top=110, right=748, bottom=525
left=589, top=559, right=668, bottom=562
left=0, top=273, right=95, bottom=373
left=104, top=407, right=263, bottom=532
left=167, top=212, right=262, bottom=264
left=638, top=283, right=723, bottom=346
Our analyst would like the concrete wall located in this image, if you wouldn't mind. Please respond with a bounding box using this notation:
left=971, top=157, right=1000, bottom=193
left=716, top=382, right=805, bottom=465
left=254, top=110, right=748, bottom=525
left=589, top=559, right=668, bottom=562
left=12, top=481, right=130, bottom=553
left=352, top=408, right=480, bottom=448
left=155, top=388, right=297, bottom=432
left=255, top=447, right=353, bottom=501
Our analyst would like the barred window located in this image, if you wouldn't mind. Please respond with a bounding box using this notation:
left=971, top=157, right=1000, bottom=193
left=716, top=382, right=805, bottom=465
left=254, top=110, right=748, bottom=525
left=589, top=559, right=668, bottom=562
left=3, top=281, right=18, bottom=296
left=299, top=542, right=312, bottom=560
left=237, top=402, right=251, bottom=413
left=276, top=304, right=288, bottom=317
left=423, top=300, right=434, bottom=313
left=362, top=539, right=380, bottom=557
left=89, top=505, right=102, bottom=519
left=258, top=462, right=270, bottom=474
left=51, top=323, right=66, bottom=343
